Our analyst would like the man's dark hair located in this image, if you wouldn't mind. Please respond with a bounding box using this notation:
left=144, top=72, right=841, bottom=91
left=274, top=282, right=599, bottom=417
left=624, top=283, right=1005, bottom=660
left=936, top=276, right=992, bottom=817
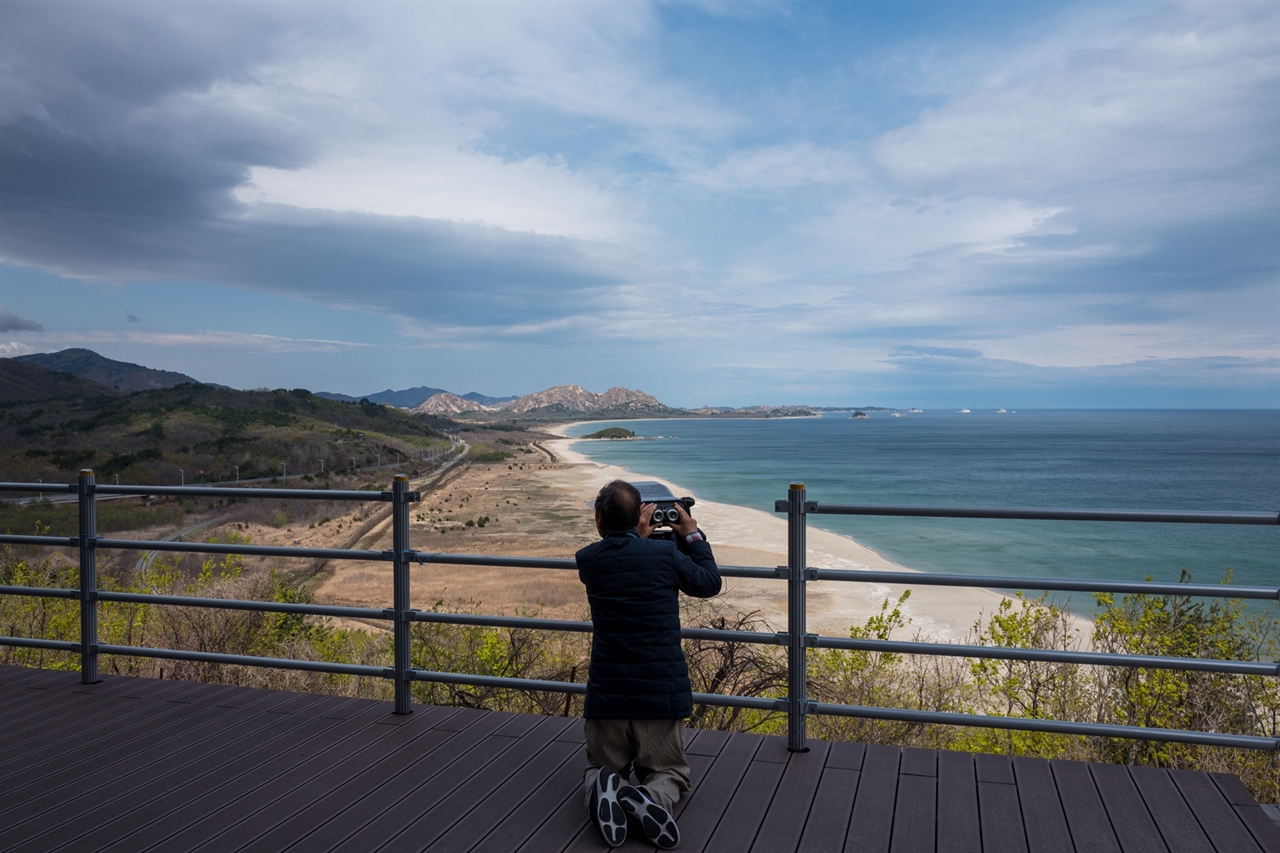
left=595, top=480, right=641, bottom=531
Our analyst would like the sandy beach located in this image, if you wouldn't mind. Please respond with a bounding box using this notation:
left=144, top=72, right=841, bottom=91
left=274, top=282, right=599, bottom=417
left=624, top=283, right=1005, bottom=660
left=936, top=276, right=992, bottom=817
left=534, top=423, right=1012, bottom=640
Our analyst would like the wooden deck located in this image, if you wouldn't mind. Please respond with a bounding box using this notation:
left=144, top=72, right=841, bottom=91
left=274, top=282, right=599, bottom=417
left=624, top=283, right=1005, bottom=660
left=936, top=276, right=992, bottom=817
left=1, top=666, right=1276, bottom=853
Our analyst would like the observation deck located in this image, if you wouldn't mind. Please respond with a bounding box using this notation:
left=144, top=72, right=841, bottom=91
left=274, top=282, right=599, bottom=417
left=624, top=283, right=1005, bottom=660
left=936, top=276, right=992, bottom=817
left=3, top=665, right=1276, bottom=853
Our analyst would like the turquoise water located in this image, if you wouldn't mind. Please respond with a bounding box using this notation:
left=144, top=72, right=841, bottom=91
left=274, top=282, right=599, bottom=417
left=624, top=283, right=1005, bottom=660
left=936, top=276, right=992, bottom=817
left=566, top=411, right=1279, bottom=593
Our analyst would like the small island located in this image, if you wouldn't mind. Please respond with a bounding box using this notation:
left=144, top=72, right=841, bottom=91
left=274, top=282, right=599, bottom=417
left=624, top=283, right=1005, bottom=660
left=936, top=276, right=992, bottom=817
left=583, top=427, right=638, bottom=439
left=850, top=411, right=870, bottom=419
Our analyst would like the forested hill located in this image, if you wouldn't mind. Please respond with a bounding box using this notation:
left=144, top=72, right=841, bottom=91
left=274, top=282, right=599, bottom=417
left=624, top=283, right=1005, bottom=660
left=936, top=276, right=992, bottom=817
left=0, top=380, right=452, bottom=485
left=14, top=348, right=200, bottom=392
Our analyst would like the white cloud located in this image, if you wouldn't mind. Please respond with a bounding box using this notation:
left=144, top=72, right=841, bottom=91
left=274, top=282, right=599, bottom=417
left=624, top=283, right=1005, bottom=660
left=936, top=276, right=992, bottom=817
left=0, top=340, right=36, bottom=356
left=875, top=3, right=1278, bottom=208
left=236, top=145, right=635, bottom=242
left=686, top=143, right=864, bottom=193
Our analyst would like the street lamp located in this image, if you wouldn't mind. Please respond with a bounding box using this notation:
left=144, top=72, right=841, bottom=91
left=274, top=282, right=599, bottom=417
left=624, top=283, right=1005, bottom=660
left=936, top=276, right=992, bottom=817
left=351, top=456, right=356, bottom=471
left=233, top=465, right=239, bottom=482
left=319, top=459, right=324, bottom=474
left=179, top=469, right=185, bottom=487
left=282, top=462, right=287, bottom=478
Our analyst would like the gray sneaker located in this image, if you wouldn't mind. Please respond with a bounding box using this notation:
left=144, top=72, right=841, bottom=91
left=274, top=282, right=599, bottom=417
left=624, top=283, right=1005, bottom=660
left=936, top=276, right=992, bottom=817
left=590, top=766, right=628, bottom=847
left=619, top=785, right=680, bottom=849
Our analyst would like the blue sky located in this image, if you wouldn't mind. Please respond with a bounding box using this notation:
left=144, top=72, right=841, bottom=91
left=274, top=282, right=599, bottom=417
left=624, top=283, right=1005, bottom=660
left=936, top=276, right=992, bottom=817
left=1, top=0, right=1276, bottom=408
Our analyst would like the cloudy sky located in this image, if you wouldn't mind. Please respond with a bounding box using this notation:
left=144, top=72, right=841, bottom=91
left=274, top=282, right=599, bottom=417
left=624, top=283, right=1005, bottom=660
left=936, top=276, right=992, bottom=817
left=1, top=1, right=1276, bottom=408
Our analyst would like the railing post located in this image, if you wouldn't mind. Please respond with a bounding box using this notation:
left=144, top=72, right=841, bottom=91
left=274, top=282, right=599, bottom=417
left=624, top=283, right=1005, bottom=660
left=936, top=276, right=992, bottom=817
left=392, top=474, right=412, bottom=714
left=78, top=469, right=99, bottom=684
left=787, top=482, right=808, bottom=751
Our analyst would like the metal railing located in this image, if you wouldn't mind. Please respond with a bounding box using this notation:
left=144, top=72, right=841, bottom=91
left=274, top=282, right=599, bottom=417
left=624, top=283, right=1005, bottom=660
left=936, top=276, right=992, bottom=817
left=1, top=473, right=1276, bottom=751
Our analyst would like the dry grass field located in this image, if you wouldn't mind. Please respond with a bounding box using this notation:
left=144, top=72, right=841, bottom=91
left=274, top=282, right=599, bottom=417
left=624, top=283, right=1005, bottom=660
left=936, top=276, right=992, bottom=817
left=313, top=456, right=598, bottom=621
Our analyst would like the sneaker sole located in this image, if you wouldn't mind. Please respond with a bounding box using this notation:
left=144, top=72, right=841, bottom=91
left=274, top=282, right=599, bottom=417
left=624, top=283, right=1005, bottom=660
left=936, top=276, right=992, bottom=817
left=620, top=787, right=680, bottom=850
left=593, top=767, right=628, bottom=847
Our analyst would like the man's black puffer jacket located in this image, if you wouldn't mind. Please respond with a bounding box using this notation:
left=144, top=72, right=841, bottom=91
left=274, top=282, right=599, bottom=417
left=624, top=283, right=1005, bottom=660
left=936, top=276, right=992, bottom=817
left=576, top=529, right=721, bottom=720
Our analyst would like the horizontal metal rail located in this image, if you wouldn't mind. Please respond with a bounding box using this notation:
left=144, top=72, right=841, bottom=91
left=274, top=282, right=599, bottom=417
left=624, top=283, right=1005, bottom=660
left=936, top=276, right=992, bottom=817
left=812, top=636, right=1279, bottom=676
left=809, top=567, right=1280, bottom=601
left=97, top=538, right=389, bottom=562
left=0, top=585, right=78, bottom=599
left=0, top=534, right=78, bottom=548
left=408, top=668, right=783, bottom=712
left=0, top=636, right=80, bottom=652
left=0, top=483, right=74, bottom=495
left=807, top=701, right=1278, bottom=751
left=96, top=644, right=392, bottom=678
left=800, top=502, right=1280, bottom=525
left=413, top=611, right=592, bottom=633
left=0, top=482, right=417, bottom=502
left=97, top=591, right=389, bottom=620
left=412, top=552, right=779, bottom=580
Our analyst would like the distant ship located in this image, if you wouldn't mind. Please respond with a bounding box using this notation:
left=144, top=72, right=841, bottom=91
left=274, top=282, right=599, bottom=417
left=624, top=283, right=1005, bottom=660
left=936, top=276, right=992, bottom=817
left=957, top=408, right=971, bottom=414
left=909, top=408, right=923, bottom=413
left=891, top=412, right=904, bottom=417
left=996, top=408, right=1008, bottom=414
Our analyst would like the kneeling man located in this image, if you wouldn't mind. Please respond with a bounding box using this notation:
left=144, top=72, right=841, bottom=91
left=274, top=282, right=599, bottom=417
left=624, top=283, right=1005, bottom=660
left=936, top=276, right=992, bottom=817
left=576, top=480, right=721, bottom=849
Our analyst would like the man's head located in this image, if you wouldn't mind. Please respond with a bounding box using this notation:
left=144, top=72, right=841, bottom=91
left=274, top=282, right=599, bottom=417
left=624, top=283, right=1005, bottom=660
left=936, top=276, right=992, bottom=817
left=595, top=479, right=641, bottom=532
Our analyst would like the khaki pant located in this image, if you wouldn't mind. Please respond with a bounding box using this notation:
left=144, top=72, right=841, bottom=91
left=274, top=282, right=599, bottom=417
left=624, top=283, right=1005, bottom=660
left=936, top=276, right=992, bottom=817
left=582, top=718, right=691, bottom=813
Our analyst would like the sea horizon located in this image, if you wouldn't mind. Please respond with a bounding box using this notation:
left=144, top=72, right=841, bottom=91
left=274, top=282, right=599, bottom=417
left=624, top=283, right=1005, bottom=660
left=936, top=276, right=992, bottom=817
left=562, top=409, right=1279, bottom=602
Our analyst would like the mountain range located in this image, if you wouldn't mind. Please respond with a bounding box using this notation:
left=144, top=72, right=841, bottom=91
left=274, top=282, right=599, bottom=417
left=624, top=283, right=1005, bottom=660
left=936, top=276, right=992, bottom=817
left=315, top=387, right=518, bottom=408
left=2, top=349, right=831, bottom=417
left=412, top=385, right=670, bottom=416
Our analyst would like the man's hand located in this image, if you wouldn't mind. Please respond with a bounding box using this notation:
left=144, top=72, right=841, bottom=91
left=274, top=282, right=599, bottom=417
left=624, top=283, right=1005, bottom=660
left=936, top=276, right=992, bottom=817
left=636, top=503, right=658, bottom=538
left=672, top=502, right=698, bottom=538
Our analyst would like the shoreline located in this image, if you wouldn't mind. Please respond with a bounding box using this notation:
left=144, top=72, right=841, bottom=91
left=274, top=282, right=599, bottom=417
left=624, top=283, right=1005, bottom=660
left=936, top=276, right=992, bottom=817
left=543, top=422, right=1016, bottom=641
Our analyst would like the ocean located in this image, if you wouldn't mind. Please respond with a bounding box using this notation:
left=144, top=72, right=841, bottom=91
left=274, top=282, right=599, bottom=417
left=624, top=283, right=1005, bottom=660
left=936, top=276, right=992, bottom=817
left=565, top=410, right=1279, bottom=597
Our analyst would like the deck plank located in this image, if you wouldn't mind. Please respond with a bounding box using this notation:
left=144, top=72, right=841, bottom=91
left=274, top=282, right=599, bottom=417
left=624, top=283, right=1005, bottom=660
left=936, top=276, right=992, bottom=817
left=702, top=756, right=786, bottom=852
left=1052, top=760, right=1121, bottom=853
left=1128, top=766, right=1215, bottom=853
left=844, top=744, right=900, bottom=853
left=80, top=702, right=364, bottom=853
left=390, top=716, right=575, bottom=852
left=750, top=741, right=830, bottom=853
left=137, top=699, right=399, bottom=853
left=1210, top=774, right=1280, bottom=853
left=796, top=766, right=859, bottom=853
left=979, top=774, right=1028, bottom=853
left=1170, top=769, right=1263, bottom=853
left=0, top=681, right=248, bottom=797
left=1012, top=757, right=1072, bottom=853
left=429, top=736, right=580, bottom=852
left=472, top=744, right=586, bottom=853
left=322, top=717, right=535, bottom=852
left=5, top=689, right=309, bottom=852
left=936, top=750, right=979, bottom=853
left=0, top=672, right=181, bottom=737
left=10, top=691, right=358, bottom=850
left=662, top=731, right=763, bottom=853
left=1089, top=763, right=1167, bottom=853
left=245, top=707, right=465, bottom=852
left=891, top=773, right=937, bottom=853
left=292, top=709, right=518, bottom=853
left=219, top=706, right=475, bottom=853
